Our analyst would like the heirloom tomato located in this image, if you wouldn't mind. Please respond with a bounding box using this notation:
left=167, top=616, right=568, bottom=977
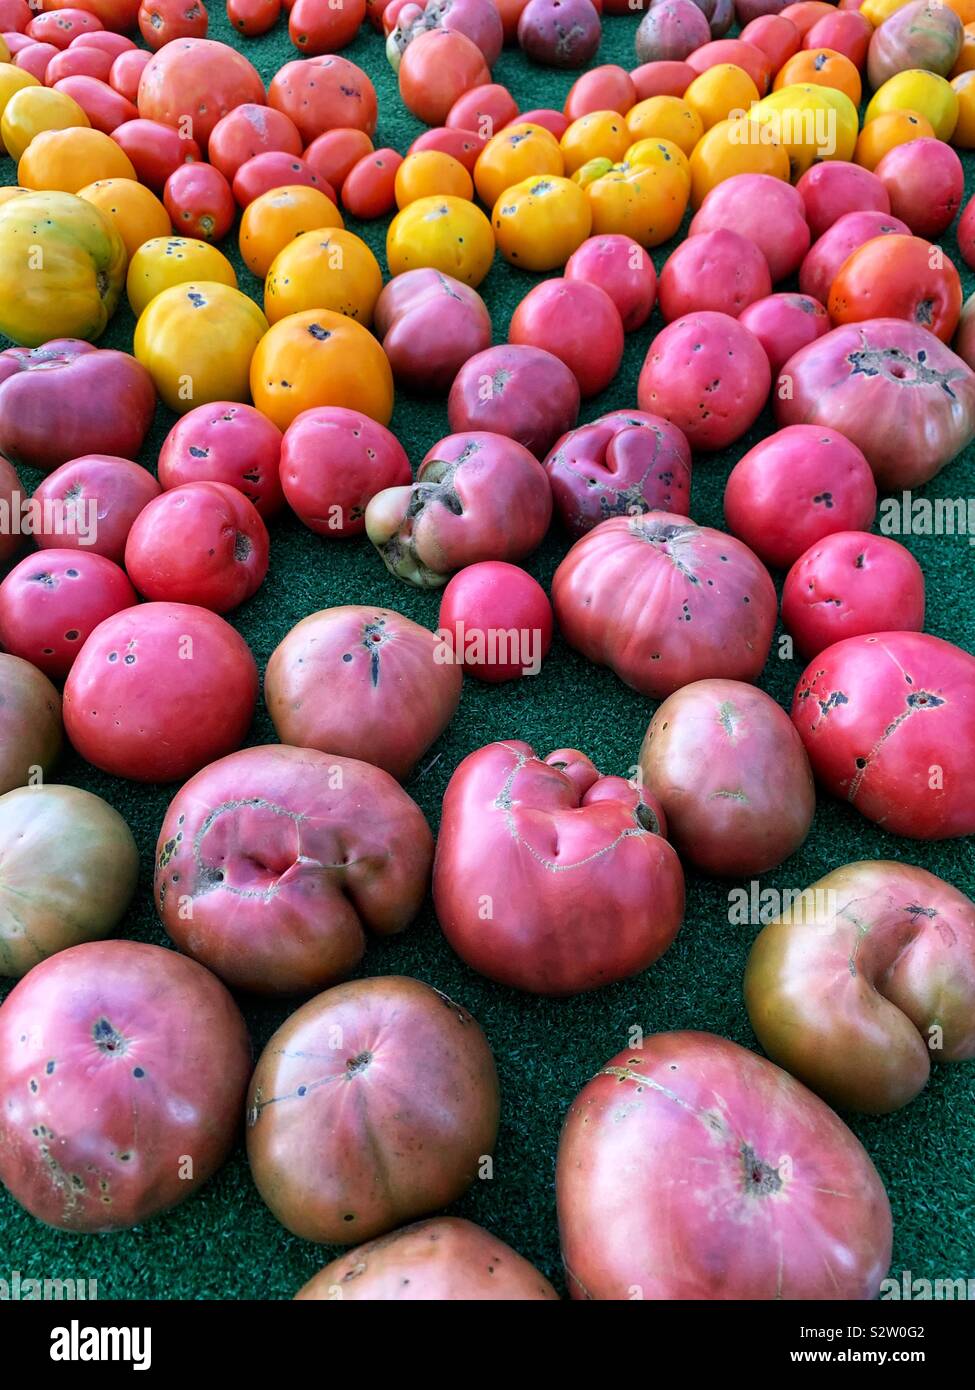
left=264, top=228, right=382, bottom=326
left=250, top=310, right=394, bottom=430
left=77, top=178, right=170, bottom=259
left=134, top=282, right=268, bottom=413
left=386, top=194, right=494, bottom=287
left=126, top=235, right=236, bottom=316
left=238, top=184, right=343, bottom=279
left=493, top=175, right=591, bottom=271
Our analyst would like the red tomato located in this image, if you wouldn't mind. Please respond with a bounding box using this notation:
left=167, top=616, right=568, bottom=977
left=52, top=75, right=137, bottom=133
left=69, top=31, right=136, bottom=58
left=408, top=125, right=486, bottom=171
left=137, top=36, right=265, bottom=147
left=124, top=481, right=269, bottom=613
left=341, top=147, right=402, bottom=218
left=207, top=104, right=302, bottom=184
left=158, top=402, right=284, bottom=517
left=163, top=161, right=235, bottom=240
left=399, top=30, right=490, bottom=127
left=32, top=455, right=161, bottom=565
left=27, top=10, right=104, bottom=49
left=513, top=106, right=568, bottom=138
left=828, top=234, right=962, bottom=343
left=289, top=0, right=365, bottom=52
left=0, top=549, right=136, bottom=679
left=138, top=0, right=208, bottom=50
left=509, top=278, right=624, bottom=398
left=564, top=64, right=636, bottom=119
left=437, top=562, right=552, bottom=682
left=112, top=118, right=201, bottom=190
left=303, top=126, right=374, bottom=192
left=63, top=601, right=259, bottom=781
left=226, top=0, right=280, bottom=34
left=268, top=56, right=377, bottom=143
left=108, top=49, right=151, bottom=104
left=804, top=10, right=871, bottom=66
left=446, top=83, right=518, bottom=139
left=45, top=46, right=114, bottom=84
left=232, top=151, right=330, bottom=207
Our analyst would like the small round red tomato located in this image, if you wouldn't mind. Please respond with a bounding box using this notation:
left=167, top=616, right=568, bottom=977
left=267, top=55, right=377, bottom=144
left=164, top=161, right=235, bottom=240
left=51, top=75, right=136, bottom=133
left=782, top=531, right=925, bottom=660
left=399, top=30, right=489, bottom=126
left=233, top=152, right=329, bottom=208
left=446, top=82, right=518, bottom=139
left=111, top=118, right=200, bottom=191
left=108, top=49, right=151, bottom=105
left=45, top=47, right=114, bottom=85
left=408, top=125, right=485, bottom=171
left=342, top=147, right=402, bottom=218
left=304, top=126, right=373, bottom=192
left=564, top=64, right=636, bottom=120
left=227, top=0, right=281, bottom=34
left=565, top=233, right=656, bottom=332
left=207, top=104, right=302, bottom=185
left=738, top=292, right=829, bottom=374
left=872, top=138, right=963, bottom=239
left=509, top=278, right=624, bottom=398
left=0, top=548, right=136, bottom=679
left=124, top=481, right=269, bottom=613
left=828, top=234, right=962, bottom=343
left=27, top=11, right=103, bottom=50
left=289, top=0, right=365, bottom=53
left=437, top=561, right=552, bottom=682
left=659, top=228, right=771, bottom=321
left=32, top=455, right=161, bottom=564
left=279, top=406, right=411, bottom=536
left=158, top=403, right=283, bottom=517
left=138, top=0, right=207, bottom=50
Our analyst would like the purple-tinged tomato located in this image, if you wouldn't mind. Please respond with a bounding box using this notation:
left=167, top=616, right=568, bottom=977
left=448, top=344, right=580, bottom=457
left=32, top=455, right=160, bottom=564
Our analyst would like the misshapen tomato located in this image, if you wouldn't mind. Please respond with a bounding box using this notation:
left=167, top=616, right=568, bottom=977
left=374, top=268, right=491, bottom=393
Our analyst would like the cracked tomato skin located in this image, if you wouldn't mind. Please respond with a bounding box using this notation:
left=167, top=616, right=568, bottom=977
left=447, top=343, right=580, bottom=457
left=745, top=861, right=975, bottom=1115
left=157, top=403, right=283, bottom=518
left=279, top=407, right=410, bottom=537
left=556, top=1031, right=893, bottom=1300
left=543, top=409, right=691, bottom=537
left=246, top=975, right=499, bottom=1243
left=63, top=601, right=258, bottom=782
left=638, top=679, right=815, bottom=877
left=552, top=514, right=777, bottom=699
left=264, top=605, right=462, bottom=780
left=365, top=431, right=552, bottom=588
left=32, top=455, right=161, bottom=564
left=296, top=1217, right=560, bottom=1300
left=155, top=745, right=433, bottom=994
left=791, top=631, right=975, bottom=839
left=775, top=319, right=975, bottom=489
left=373, top=268, right=492, bottom=395
left=433, top=742, right=681, bottom=995
left=0, top=939, right=251, bottom=1231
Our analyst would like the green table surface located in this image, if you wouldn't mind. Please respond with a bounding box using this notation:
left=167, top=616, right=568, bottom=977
left=0, top=8, right=973, bottom=1302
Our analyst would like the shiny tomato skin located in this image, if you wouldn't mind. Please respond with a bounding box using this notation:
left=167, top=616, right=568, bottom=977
left=738, top=292, right=829, bottom=375
left=227, top=0, right=281, bottom=33
left=798, top=209, right=912, bottom=304
left=289, top=0, right=365, bottom=52
left=63, top=601, right=258, bottom=782
left=828, top=234, right=962, bottom=342
left=232, top=150, right=329, bottom=207
left=163, top=161, right=235, bottom=240
left=137, top=0, right=208, bottom=51
left=341, top=147, right=402, bottom=218
left=111, top=118, right=200, bottom=191
left=437, top=561, right=552, bottom=682
left=27, top=11, right=104, bottom=49
left=408, top=125, right=485, bottom=171
left=872, top=137, right=963, bottom=239
left=279, top=406, right=410, bottom=537
left=108, top=49, right=151, bottom=105
left=267, top=56, right=377, bottom=144
left=158, top=402, right=284, bottom=517
left=564, top=64, right=636, bottom=120
left=45, top=46, right=114, bottom=85
left=124, top=481, right=269, bottom=612
left=207, top=103, right=302, bottom=184
left=565, top=234, right=656, bottom=332
left=303, top=126, right=373, bottom=192
left=32, top=455, right=161, bottom=564
left=446, top=82, right=518, bottom=138
left=51, top=74, right=136, bottom=133
left=137, top=37, right=266, bottom=148
left=509, top=278, right=624, bottom=398
left=0, top=548, right=136, bottom=679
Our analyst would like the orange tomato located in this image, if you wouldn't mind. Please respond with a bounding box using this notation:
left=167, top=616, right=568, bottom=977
left=560, top=110, right=631, bottom=175
left=473, top=122, right=564, bottom=208
left=827, top=234, right=962, bottom=342
left=18, top=127, right=136, bottom=193
left=585, top=138, right=690, bottom=246
left=688, top=116, right=790, bottom=207
left=625, top=96, right=704, bottom=153
left=683, top=65, right=760, bottom=132
left=493, top=175, right=591, bottom=270
left=264, top=227, right=383, bottom=327
left=394, top=150, right=473, bottom=208
left=77, top=178, right=171, bottom=260
left=1, top=86, right=89, bottom=163
left=951, top=70, right=975, bottom=145
left=854, top=110, right=935, bottom=170
left=386, top=194, right=495, bottom=287
left=250, top=309, right=394, bottom=430
left=944, top=0, right=975, bottom=22
left=774, top=49, right=862, bottom=106
left=239, top=184, right=344, bottom=279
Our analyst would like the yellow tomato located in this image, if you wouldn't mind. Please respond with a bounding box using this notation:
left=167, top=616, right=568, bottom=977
left=473, top=123, right=564, bottom=208
left=774, top=49, right=862, bottom=106
left=746, top=84, right=857, bottom=179
left=493, top=175, right=591, bottom=270
left=0, top=38, right=9, bottom=64
left=0, top=68, right=39, bottom=157
left=127, top=236, right=237, bottom=317
left=866, top=71, right=959, bottom=140
left=264, top=227, right=383, bottom=326
left=586, top=139, right=690, bottom=246
left=560, top=110, right=631, bottom=175
left=688, top=116, right=790, bottom=207
left=77, top=179, right=171, bottom=260
left=683, top=66, right=760, bottom=132
left=861, top=0, right=910, bottom=22
left=1, top=86, right=89, bottom=164
left=854, top=109, right=935, bottom=168
left=0, top=190, right=126, bottom=346
left=250, top=310, right=394, bottom=431
left=386, top=194, right=494, bottom=287
left=0, top=185, right=27, bottom=208
left=950, top=71, right=975, bottom=144
left=394, top=150, right=473, bottom=207
left=134, top=282, right=268, bottom=414
left=942, top=0, right=975, bottom=21
left=18, top=127, right=136, bottom=194
left=624, top=96, right=703, bottom=154
left=239, top=185, right=343, bottom=280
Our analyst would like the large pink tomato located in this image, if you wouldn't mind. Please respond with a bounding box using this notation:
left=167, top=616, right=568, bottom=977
left=433, top=742, right=683, bottom=995
left=373, top=268, right=492, bottom=394
left=31, top=456, right=161, bottom=564
left=688, top=173, right=809, bottom=283
left=543, top=410, right=691, bottom=537
left=137, top=37, right=265, bottom=147
left=638, top=679, right=815, bottom=876
left=745, top=860, right=975, bottom=1115
left=365, top=431, right=552, bottom=587
left=0, top=940, right=250, bottom=1231
left=658, top=228, right=771, bottom=321
left=157, top=402, right=284, bottom=518
left=556, top=1031, right=893, bottom=1299
left=775, top=319, right=975, bottom=488
left=447, top=344, right=580, bottom=457
left=279, top=407, right=411, bottom=537
left=0, top=549, right=136, bottom=679
left=791, top=630, right=975, bottom=839
left=264, top=606, right=462, bottom=781
left=246, top=976, right=499, bottom=1243
left=155, top=744, right=433, bottom=994
left=564, top=234, right=657, bottom=333
left=63, top=602, right=258, bottom=782
left=552, top=514, right=776, bottom=698
left=796, top=161, right=890, bottom=241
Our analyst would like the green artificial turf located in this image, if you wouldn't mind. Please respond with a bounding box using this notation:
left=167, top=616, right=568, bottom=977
left=0, top=10, right=973, bottom=1302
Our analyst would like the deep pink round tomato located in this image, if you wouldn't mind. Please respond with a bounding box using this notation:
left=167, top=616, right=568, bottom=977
left=112, top=118, right=201, bottom=190
left=637, top=310, right=771, bottom=450
left=207, top=104, right=303, bottom=184
left=27, top=10, right=103, bottom=49
left=446, top=81, right=518, bottom=137
left=158, top=402, right=284, bottom=517
left=804, top=8, right=871, bottom=64
left=52, top=74, right=136, bottom=133
left=448, top=343, right=579, bottom=456
left=0, top=549, right=136, bottom=679
left=552, top=513, right=777, bottom=697
left=407, top=125, right=486, bottom=171
left=2, top=32, right=34, bottom=55
left=279, top=406, right=411, bottom=537
left=45, top=45, right=114, bottom=84
left=782, top=531, right=925, bottom=659
left=63, top=602, right=258, bottom=781
left=0, top=940, right=251, bottom=1232
left=659, top=228, right=771, bottom=321
left=872, top=138, right=963, bottom=240
left=509, top=279, right=624, bottom=398
left=373, top=268, right=492, bottom=394
left=163, top=161, right=235, bottom=240
left=798, top=209, right=911, bottom=303
left=792, top=631, right=975, bottom=839
left=124, top=481, right=269, bottom=612
left=688, top=174, right=809, bottom=283
left=14, top=41, right=57, bottom=82
left=32, top=456, right=161, bottom=564
left=738, top=292, right=829, bottom=374
left=265, top=605, right=462, bottom=779
left=437, top=561, right=552, bottom=682
left=108, top=49, right=152, bottom=105
left=289, top=0, right=366, bottom=53
left=564, top=234, right=656, bottom=332
left=232, top=151, right=329, bottom=208
left=795, top=161, right=890, bottom=241
left=564, top=63, right=636, bottom=119
left=227, top=0, right=281, bottom=35
left=724, top=425, right=876, bottom=571
left=138, top=0, right=207, bottom=50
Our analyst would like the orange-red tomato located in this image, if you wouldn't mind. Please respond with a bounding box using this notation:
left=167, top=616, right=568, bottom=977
left=446, top=83, right=519, bottom=140
left=164, top=162, right=235, bottom=241
left=268, top=56, right=377, bottom=143
left=774, top=48, right=862, bottom=105
left=289, top=0, right=366, bottom=53
left=804, top=11, right=873, bottom=67
left=827, top=233, right=962, bottom=342
left=46, top=46, right=114, bottom=85
left=410, top=126, right=486, bottom=172
left=341, top=148, right=403, bottom=218
left=109, top=50, right=151, bottom=105
left=138, top=0, right=208, bottom=51
left=26, top=10, right=103, bottom=48
left=564, top=65, right=637, bottom=120
left=303, top=127, right=374, bottom=192
left=250, top=309, right=394, bottom=430
left=399, top=29, right=490, bottom=127
left=631, top=60, right=696, bottom=102
left=51, top=75, right=137, bottom=134
left=227, top=0, right=281, bottom=36
left=239, top=184, right=344, bottom=278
